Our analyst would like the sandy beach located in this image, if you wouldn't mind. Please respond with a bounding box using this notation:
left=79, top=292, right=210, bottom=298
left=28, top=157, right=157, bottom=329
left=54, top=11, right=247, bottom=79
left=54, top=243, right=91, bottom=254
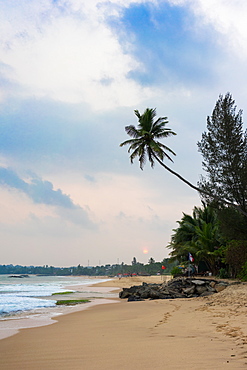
left=0, top=276, right=246, bottom=369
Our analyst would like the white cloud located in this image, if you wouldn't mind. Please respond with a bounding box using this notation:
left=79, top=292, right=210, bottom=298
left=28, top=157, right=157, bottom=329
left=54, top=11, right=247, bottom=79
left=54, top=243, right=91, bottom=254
left=171, top=0, right=247, bottom=58
left=0, top=0, right=154, bottom=110
left=2, top=0, right=247, bottom=112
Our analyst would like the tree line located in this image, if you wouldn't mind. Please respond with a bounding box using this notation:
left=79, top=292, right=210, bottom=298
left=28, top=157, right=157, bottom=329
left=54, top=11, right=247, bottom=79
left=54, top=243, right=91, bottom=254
left=0, top=258, right=176, bottom=276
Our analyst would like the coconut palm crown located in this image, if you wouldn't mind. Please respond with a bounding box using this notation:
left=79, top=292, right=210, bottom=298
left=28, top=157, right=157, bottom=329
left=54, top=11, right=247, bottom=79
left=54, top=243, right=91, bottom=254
left=120, top=108, right=176, bottom=170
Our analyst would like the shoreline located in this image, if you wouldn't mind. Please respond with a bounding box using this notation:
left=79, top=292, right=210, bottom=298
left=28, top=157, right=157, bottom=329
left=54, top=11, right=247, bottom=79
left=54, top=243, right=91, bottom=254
left=0, top=275, right=166, bottom=340
left=0, top=276, right=119, bottom=340
left=0, top=276, right=246, bottom=369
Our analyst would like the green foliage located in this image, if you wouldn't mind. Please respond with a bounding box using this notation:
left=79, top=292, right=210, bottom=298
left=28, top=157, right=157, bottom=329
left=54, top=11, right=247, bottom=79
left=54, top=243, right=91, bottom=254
left=0, top=258, right=178, bottom=277
left=120, top=108, right=216, bottom=197
left=56, top=299, right=90, bottom=305
left=238, top=261, right=247, bottom=281
left=198, top=92, right=247, bottom=214
left=170, top=266, right=183, bottom=277
left=217, top=207, right=247, bottom=240
left=120, top=108, right=176, bottom=170
left=225, top=240, right=247, bottom=278
left=132, top=257, right=137, bottom=265
left=168, top=204, right=225, bottom=274
left=52, top=291, right=73, bottom=295
left=218, top=268, right=229, bottom=279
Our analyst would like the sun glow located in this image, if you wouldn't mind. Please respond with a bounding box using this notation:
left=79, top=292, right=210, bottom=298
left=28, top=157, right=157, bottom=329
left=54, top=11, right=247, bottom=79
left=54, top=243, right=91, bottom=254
left=143, top=248, right=149, bottom=254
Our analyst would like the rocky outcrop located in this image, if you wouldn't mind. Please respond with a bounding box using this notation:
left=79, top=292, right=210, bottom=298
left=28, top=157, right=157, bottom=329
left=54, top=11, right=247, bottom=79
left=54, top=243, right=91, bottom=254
left=119, top=277, right=231, bottom=301
left=9, top=274, right=30, bottom=278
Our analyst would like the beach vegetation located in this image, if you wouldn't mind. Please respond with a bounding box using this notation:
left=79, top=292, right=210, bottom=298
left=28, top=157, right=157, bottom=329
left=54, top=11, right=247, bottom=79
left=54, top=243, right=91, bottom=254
left=168, top=204, right=225, bottom=275
left=119, top=95, right=247, bottom=278
left=52, top=291, right=74, bottom=295
left=170, top=266, right=183, bottom=278
left=238, top=261, right=247, bottom=281
left=55, top=299, right=90, bottom=306
left=218, top=268, right=229, bottom=279
left=168, top=94, right=247, bottom=278
left=224, top=240, right=247, bottom=278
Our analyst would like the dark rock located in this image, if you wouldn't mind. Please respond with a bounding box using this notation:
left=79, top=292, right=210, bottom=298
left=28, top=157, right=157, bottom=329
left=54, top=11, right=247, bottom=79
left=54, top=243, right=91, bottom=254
left=128, top=295, right=144, bottom=302
left=182, top=286, right=195, bottom=295
left=191, top=279, right=206, bottom=285
left=119, top=289, right=132, bottom=299
left=119, top=277, right=231, bottom=301
left=195, top=285, right=208, bottom=294
left=200, top=291, right=215, bottom=297
left=214, top=283, right=228, bottom=292
left=9, top=274, right=30, bottom=278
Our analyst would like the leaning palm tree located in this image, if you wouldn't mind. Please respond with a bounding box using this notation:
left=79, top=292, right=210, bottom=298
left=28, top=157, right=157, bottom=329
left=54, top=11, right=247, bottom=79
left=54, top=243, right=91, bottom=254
left=120, top=108, right=208, bottom=193
left=120, top=108, right=247, bottom=216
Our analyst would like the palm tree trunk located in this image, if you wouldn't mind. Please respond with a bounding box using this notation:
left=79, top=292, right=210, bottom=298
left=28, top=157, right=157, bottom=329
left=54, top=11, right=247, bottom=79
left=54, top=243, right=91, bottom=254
left=151, top=151, right=247, bottom=217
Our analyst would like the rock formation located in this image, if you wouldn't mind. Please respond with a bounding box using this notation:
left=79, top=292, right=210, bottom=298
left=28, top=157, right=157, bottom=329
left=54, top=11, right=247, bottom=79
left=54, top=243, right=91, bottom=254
left=119, top=277, right=234, bottom=301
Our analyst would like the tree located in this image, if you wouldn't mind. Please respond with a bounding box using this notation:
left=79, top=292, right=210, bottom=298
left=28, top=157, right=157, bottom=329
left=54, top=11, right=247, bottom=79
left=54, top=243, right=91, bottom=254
left=132, top=257, right=137, bottom=265
left=120, top=108, right=247, bottom=216
left=168, top=205, right=224, bottom=274
left=225, top=240, right=247, bottom=278
left=198, top=93, right=247, bottom=213
left=217, top=207, right=247, bottom=240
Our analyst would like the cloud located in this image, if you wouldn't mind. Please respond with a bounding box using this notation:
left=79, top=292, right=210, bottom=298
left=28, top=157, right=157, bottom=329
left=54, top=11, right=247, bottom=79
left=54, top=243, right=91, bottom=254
left=117, top=2, right=228, bottom=90
left=170, top=0, right=247, bottom=58
left=84, top=174, right=97, bottom=183
left=0, top=167, right=96, bottom=228
left=0, top=0, right=153, bottom=110
left=28, top=177, right=76, bottom=208
left=0, top=167, right=73, bottom=207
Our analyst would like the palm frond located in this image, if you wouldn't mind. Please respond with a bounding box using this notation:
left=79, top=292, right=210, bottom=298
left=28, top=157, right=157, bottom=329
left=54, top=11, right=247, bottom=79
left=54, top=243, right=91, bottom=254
left=155, top=130, right=176, bottom=139
left=149, top=141, right=164, bottom=161
left=158, top=142, right=176, bottom=161
left=125, top=125, right=139, bottom=138
left=120, top=138, right=139, bottom=147
left=138, top=108, right=156, bottom=132
left=146, top=147, right=155, bottom=168
left=139, top=145, right=147, bottom=170
left=129, top=147, right=141, bottom=164
left=134, top=110, right=141, bottom=120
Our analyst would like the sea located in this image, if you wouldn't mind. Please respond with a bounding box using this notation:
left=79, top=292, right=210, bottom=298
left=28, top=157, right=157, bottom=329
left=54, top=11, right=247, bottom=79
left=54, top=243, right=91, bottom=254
left=0, top=275, right=116, bottom=340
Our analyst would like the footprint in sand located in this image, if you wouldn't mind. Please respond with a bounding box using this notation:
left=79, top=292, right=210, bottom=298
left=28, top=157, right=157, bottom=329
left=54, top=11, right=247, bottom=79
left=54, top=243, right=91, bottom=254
left=153, top=303, right=181, bottom=328
left=154, top=312, right=171, bottom=327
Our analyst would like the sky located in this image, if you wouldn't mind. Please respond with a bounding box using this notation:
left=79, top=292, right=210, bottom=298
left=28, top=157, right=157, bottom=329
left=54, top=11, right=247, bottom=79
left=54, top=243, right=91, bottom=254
left=0, top=0, right=247, bottom=267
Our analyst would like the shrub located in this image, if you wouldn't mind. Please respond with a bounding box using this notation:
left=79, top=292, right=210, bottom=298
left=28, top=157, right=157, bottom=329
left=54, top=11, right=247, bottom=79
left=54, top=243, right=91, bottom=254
left=218, top=268, right=229, bottom=279
left=225, top=240, right=247, bottom=278
left=171, top=266, right=183, bottom=277
left=238, top=261, right=247, bottom=281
